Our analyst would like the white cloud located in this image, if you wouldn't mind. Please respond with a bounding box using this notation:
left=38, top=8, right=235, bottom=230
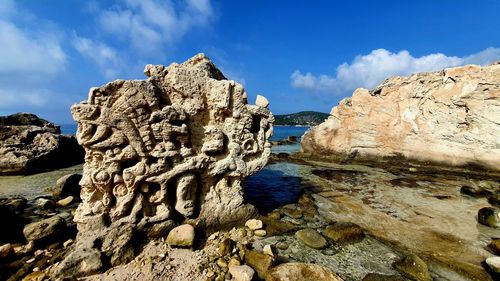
left=0, top=19, right=66, bottom=81
left=291, top=48, right=500, bottom=95
left=71, top=34, right=123, bottom=79
left=0, top=1, right=67, bottom=114
left=98, top=0, right=213, bottom=55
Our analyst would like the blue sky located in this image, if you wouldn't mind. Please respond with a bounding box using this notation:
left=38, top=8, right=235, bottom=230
left=1, top=0, right=500, bottom=123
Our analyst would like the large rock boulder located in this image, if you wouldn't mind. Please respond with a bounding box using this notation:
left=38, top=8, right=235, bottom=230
left=302, top=63, right=500, bottom=171
left=55, top=54, right=273, bottom=278
left=0, top=113, right=84, bottom=174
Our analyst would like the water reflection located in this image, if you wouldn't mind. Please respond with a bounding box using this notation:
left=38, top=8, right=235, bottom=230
left=244, top=162, right=306, bottom=214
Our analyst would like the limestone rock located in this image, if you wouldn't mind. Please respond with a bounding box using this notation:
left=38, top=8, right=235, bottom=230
left=266, top=263, right=343, bottom=281
left=244, top=250, right=274, bottom=279
left=56, top=54, right=273, bottom=278
left=295, top=228, right=327, bottom=249
left=53, top=173, right=82, bottom=199
left=302, top=63, right=500, bottom=171
left=229, top=265, right=255, bottom=281
left=256, top=95, right=270, bottom=108
left=323, top=222, right=365, bottom=243
left=478, top=207, right=500, bottom=228
left=486, top=256, right=500, bottom=273
left=23, top=216, right=67, bottom=248
left=166, top=224, right=195, bottom=248
left=245, top=219, right=263, bottom=230
left=0, top=243, right=14, bottom=260
left=0, top=113, right=84, bottom=175
left=393, top=254, right=432, bottom=281
left=57, top=196, right=74, bottom=207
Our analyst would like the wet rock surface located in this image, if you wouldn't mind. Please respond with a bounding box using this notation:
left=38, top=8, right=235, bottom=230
left=0, top=113, right=84, bottom=175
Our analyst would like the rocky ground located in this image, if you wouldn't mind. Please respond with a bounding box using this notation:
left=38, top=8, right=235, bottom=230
left=1, top=152, right=500, bottom=280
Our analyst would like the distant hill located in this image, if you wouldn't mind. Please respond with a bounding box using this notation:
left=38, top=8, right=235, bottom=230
left=274, top=111, right=330, bottom=126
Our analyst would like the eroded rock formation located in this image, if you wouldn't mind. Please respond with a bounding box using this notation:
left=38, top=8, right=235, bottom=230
left=56, top=54, right=273, bottom=277
left=0, top=113, right=84, bottom=175
left=302, top=62, right=500, bottom=171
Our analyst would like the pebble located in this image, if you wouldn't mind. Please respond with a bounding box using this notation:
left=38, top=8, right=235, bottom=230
left=263, top=244, right=274, bottom=257
left=245, top=219, right=263, bottom=230
left=295, top=228, right=327, bottom=249
left=57, top=196, right=74, bottom=207
left=63, top=239, right=74, bottom=248
left=217, top=258, right=228, bottom=268
left=275, top=242, right=289, bottom=250
left=228, top=265, right=255, bottom=281
left=166, top=224, right=195, bottom=247
left=254, top=230, right=267, bottom=237
left=486, top=256, right=500, bottom=273
left=0, top=243, right=14, bottom=259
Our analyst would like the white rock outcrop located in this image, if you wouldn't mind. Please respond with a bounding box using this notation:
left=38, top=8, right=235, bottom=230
left=56, top=54, right=273, bottom=278
left=302, top=63, right=500, bottom=171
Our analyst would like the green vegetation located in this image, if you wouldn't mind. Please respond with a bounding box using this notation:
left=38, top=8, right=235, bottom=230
left=274, top=111, right=329, bottom=126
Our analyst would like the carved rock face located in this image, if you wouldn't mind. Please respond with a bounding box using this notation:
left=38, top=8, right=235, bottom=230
left=57, top=54, right=273, bottom=277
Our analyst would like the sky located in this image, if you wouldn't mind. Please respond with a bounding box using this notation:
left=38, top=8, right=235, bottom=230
left=1, top=0, right=500, bottom=124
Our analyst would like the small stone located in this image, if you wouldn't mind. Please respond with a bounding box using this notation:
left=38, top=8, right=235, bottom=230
left=275, top=242, right=289, bottom=250
left=486, top=256, right=500, bottom=273
left=295, top=229, right=327, bottom=249
left=322, top=248, right=335, bottom=256
left=57, top=196, right=74, bottom=207
left=63, top=239, right=74, bottom=248
left=228, top=257, right=240, bottom=267
left=323, top=222, right=365, bottom=243
left=22, top=271, right=46, bottom=281
left=0, top=243, right=14, bottom=260
left=255, top=95, right=269, bottom=108
left=166, top=224, right=195, bottom=248
left=235, top=228, right=247, bottom=239
left=208, top=231, right=220, bottom=240
left=393, top=254, right=432, bottom=281
left=217, top=258, right=228, bottom=268
left=23, top=215, right=67, bottom=248
left=408, top=167, right=418, bottom=172
left=460, top=185, right=491, bottom=198
left=267, top=210, right=281, bottom=220
left=34, top=249, right=44, bottom=256
left=229, top=265, right=255, bottom=281
left=33, top=267, right=40, bottom=272
left=489, top=238, right=500, bottom=255
left=282, top=204, right=303, bottom=219
left=478, top=207, right=500, bottom=228
left=35, top=198, right=56, bottom=210
left=54, top=173, right=82, bottom=199
left=220, top=238, right=234, bottom=256
left=266, top=263, right=343, bottom=281
left=244, top=250, right=273, bottom=279
left=245, top=219, right=263, bottom=230
left=263, top=244, right=274, bottom=257
left=27, top=257, right=36, bottom=263
left=254, top=230, right=267, bottom=237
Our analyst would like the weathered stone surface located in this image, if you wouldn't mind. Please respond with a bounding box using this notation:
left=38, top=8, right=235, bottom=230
left=478, top=207, right=500, bottom=228
left=266, top=263, right=343, bottom=281
left=323, top=222, right=365, bottom=243
left=0, top=243, right=14, bottom=260
left=0, top=113, right=84, bottom=175
left=244, top=250, right=274, bottom=279
left=57, top=196, right=74, bottom=207
left=393, top=254, right=432, bottom=281
left=56, top=54, right=273, bottom=278
left=295, top=228, right=327, bottom=249
left=245, top=219, right=263, bottom=230
left=53, top=173, right=82, bottom=199
left=229, top=265, right=255, bottom=281
left=166, top=224, right=195, bottom=248
left=302, top=63, right=500, bottom=171
left=23, top=216, right=67, bottom=248
left=486, top=256, right=500, bottom=273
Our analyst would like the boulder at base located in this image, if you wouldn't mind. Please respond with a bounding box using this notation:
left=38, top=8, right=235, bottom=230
left=0, top=113, right=84, bottom=175
left=266, top=263, right=343, bottom=281
left=301, top=62, right=500, bottom=171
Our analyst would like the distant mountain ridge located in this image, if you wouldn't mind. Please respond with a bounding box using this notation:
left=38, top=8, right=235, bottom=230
left=274, top=111, right=330, bottom=126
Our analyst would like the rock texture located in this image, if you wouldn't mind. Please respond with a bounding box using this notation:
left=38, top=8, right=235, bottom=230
left=0, top=113, right=84, bottom=174
left=302, top=63, right=500, bottom=171
left=56, top=54, right=273, bottom=278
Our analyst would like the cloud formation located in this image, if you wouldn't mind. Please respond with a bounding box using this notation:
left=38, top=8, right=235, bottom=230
left=291, top=48, right=500, bottom=95
left=0, top=1, right=66, bottom=113
left=98, top=0, right=213, bottom=54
